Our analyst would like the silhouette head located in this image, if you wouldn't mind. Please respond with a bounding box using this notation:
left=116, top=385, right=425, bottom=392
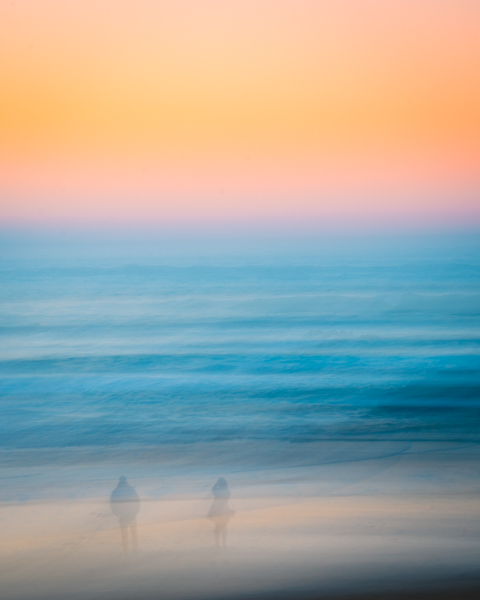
left=119, top=476, right=127, bottom=483
left=214, top=477, right=228, bottom=489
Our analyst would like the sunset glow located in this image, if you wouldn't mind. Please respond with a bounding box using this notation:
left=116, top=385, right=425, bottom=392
left=1, top=0, right=479, bottom=227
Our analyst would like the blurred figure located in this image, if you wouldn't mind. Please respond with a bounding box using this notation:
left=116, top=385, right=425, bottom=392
left=207, top=477, right=234, bottom=550
left=110, top=476, right=140, bottom=554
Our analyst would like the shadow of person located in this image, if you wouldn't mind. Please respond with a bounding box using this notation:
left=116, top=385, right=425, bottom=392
left=110, top=476, right=140, bottom=554
left=207, top=477, right=235, bottom=551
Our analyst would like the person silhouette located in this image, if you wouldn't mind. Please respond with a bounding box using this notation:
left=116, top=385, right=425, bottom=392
left=110, top=476, right=140, bottom=554
left=207, top=477, right=234, bottom=550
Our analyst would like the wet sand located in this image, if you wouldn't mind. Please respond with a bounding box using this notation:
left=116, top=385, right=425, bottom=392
left=1, top=440, right=479, bottom=600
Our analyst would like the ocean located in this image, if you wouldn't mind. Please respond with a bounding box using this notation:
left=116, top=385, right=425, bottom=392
left=1, top=232, right=479, bottom=453
left=1, top=231, right=480, bottom=600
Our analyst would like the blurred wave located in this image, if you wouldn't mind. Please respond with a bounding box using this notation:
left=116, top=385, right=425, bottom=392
left=1, top=235, right=479, bottom=459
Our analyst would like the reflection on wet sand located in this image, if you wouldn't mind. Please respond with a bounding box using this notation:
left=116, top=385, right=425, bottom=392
left=110, top=477, right=139, bottom=554
left=207, top=477, right=234, bottom=551
left=1, top=441, right=480, bottom=600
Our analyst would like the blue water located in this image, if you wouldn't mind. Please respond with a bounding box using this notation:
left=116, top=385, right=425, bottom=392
left=1, top=232, right=480, bottom=452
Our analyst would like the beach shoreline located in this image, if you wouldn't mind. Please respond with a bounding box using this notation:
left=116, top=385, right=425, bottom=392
left=1, top=440, right=479, bottom=600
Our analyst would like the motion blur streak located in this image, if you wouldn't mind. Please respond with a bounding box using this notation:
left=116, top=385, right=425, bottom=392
left=1, top=0, right=480, bottom=597
left=0, top=232, right=479, bottom=600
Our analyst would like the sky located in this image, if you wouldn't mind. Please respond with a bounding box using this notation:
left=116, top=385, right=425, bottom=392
left=0, top=0, right=479, bottom=229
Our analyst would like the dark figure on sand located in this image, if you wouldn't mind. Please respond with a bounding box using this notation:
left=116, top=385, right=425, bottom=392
left=110, top=476, right=140, bottom=554
left=207, top=477, right=234, bottom=550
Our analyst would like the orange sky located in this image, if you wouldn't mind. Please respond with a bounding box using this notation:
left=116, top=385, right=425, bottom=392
left=1, top=0, right=479, bottom=226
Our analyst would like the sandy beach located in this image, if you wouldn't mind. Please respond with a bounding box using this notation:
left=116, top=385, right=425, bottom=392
left=1, top=440, right=479, bottom=600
